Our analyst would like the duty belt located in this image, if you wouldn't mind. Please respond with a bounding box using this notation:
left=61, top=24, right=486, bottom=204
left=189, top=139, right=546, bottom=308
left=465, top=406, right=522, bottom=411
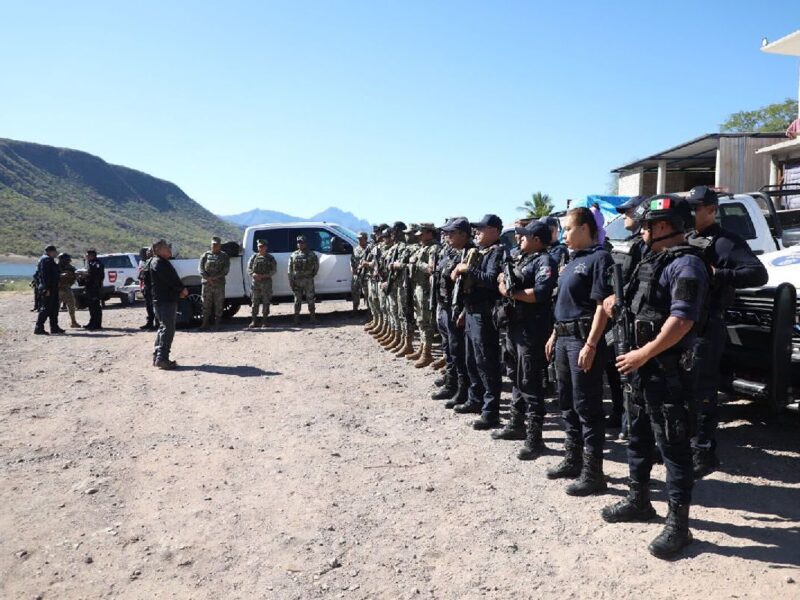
left=464, top=300, right=494, bottom=314
left=554, top=317, right=593, bottom=339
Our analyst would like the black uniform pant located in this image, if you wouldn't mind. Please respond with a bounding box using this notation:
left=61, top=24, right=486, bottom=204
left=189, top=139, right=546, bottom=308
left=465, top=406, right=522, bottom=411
left=438, top=303, right=466, bottom=377
left=555, top=334, right=606, bottom=457
left=628, top=363, right=694, bottom=504
left=144, top=288, right=157, bottom=325
left=692, top=312, right=726, bottom=449
left=35, top=288, right=59, bottom=331
left=153, top=301, right=178, bottom=362
left=465, top=308, right=501, bottom=417
left=86, top=290, right=103, bottom=329
left=509, top=314, right=551, bottom=420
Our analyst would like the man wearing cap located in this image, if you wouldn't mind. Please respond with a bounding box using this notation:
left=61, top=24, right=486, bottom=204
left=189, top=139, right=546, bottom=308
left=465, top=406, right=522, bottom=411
left=450, top=214, right=507, bottom=430
left=601, top=195, right=709, bottom=559
left=380, top=222, right=407, bottom=349
left=82, top=248, right=105, bottom=330
left=686, top=186, right=768, bottom=478
left=33, top=244, right=64, bottom=335
left=370, top=227, right=394, bottom=340
left=351, top=232, right=369, bottom=312
left=493, top=221, right=558, bottom=459
left=199, top=237, right=230, bottom=330
left=363, top=228, right=385, bottom=334
left=406, top=223, right=440, bottom=365
left=57, top=253, right=80, bottom=328
left=433, top=218, right=473, bottom=405
left=247, top=239, right=277, bottom=328
left=288, top=235, right=320, bottom=324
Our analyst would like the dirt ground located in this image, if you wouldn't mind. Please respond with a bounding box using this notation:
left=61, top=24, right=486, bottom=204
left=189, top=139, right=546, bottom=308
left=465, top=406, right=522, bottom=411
left=1, top=291, right=799, bottom=600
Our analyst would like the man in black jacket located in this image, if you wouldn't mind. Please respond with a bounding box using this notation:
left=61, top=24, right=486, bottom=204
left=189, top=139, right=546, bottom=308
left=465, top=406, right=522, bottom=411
left=34, top=244, right=65, bottom=335
left=82, top=249, right=105, bottom=330
left=150, top=240, right=189, bottom=369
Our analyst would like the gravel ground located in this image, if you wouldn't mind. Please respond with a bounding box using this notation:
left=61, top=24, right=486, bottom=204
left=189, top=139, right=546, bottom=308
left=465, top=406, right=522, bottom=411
left=1, top=292, right=799, bottom=599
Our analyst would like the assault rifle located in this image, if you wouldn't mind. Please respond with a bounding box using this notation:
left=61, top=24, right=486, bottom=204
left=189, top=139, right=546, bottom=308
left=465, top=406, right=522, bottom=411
left=502, top=254, right=522, bottom=306
left=428, top=249, right=438, bottom=313
left=611, top=262, right=635, bottom=436
left=452, top=247, right=479, bottom=310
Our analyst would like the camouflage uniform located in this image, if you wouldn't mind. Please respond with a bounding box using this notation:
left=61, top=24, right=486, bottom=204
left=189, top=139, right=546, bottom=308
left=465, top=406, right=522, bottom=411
left=199, top=244, right=230, bottom=324
left=367, top=240, right=384, bottom=325
left=288, top=245, right=319, bottom=315
left=248, top=251, right=277, bottom=319
left=58, top=259, right=78, bottom=325
left=411, top=238, right=440, bottom=345
left=350, top=237, right=368, bottom=310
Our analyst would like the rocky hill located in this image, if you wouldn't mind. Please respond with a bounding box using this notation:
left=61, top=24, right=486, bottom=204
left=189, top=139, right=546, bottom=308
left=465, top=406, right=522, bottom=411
left=0, top=138, right=241, bottom=257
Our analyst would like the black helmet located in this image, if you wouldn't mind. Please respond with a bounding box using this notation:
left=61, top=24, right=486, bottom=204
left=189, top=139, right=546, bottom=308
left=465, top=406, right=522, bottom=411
left=58, top=252, right=71, bottom=261
left=640, top=195, right=693, bottom=231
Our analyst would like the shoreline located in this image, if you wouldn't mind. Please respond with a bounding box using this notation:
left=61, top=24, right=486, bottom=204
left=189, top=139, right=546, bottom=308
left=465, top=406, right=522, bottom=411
left=0, top=253, right=38, bottom=264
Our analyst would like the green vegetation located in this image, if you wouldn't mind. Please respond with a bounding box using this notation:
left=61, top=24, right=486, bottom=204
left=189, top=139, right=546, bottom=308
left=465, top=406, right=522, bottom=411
left=720, top=98, right=798, bottom=133
left=517, top=191, right=555, bottom=218
left=0, top=277, right=32, bottom=292
left=0, top=138, right=241, bottom=258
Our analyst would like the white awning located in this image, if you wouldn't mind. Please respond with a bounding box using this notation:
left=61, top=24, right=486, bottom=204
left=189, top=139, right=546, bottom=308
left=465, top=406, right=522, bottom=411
left=761, top=30, right=800, bottom=56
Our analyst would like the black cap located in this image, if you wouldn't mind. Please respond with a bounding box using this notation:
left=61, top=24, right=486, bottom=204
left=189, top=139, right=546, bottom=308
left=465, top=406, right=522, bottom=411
left=470, top=214, right=503, bottom=229
left=686, top=185, right=718, bottom=206
left=442, top=217, right=471, bottom=234
left=615, top=195, right=649, bottom=214
left=640, top=195, right=693, bottom=230
left=514, top=221, right=552, bottom=244
left=86, top=248, right=97, bottom=255
left=392, top=221, right=407, bottom=232
left=44, top=244, right=57, bottom=253
left=538, top=216, right=560, bottom=229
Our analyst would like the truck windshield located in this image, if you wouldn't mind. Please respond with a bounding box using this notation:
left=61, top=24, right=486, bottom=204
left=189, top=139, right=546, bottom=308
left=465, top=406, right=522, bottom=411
left=99, top=255, right=134, bottom=268
left=330, top=225, right=359, bottom=245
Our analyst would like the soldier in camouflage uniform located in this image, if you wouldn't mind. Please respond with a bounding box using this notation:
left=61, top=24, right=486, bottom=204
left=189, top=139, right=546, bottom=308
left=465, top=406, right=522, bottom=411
left=408, top=223, right=440, bottom=367
left=376, top=226, right=397, bottom=344
left=381, top=222, right=406, bottom=350
left=57, top=253, right=80, bottom=328
left=288, top=234, right=320, bottom=325
left=390, top=224, right=416, bottom=355
left=351, top=232, right=369, bottom=312
left=199, top=236, right=230, bottom=330
left=364, top=227, right=387, bottom=335
left=247, top=239, right=278, bottom=328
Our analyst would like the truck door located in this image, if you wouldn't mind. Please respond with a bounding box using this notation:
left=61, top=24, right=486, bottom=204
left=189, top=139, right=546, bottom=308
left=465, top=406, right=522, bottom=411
left=248, top=228, right=292, bottom=296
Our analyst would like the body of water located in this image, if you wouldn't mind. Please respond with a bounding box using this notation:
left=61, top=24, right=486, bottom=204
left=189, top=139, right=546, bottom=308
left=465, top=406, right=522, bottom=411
left=0, top=262, right=36, bottom=278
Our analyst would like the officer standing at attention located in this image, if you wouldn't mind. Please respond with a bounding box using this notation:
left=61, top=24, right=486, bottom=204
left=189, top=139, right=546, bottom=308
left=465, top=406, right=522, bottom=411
left=83, top=249, right=105, bottom=331
left=247, top=239, right=277, bottom=329
left=138, top=248, right=159, bottom=331
left=288, top=234, right=320, bottom=325
left=601, top=196, right=709, bottom=559
left=686, top=185, right=768, bottom=478
left=351, top=232, right=369, bottom=312
left=150, top=239, right=189, bottom=369
left=199, top=236, right=230, bottom=330
left=540, top=216, right=569, bottom=269
left=408, top=223, right=440, bottom=367
left=544, top=207, right=612, bottom=496
left=57, top=253, right=80, bottom=328
left=493, top=221, right=558, bottom=460
left=450, top=214, right=506, bottom=430
left=34, top=245, right=64, bottom=335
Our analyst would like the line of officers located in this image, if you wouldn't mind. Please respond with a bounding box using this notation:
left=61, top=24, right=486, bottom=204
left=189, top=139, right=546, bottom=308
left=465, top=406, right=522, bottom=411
left=356, top=185, right=767, bottom=560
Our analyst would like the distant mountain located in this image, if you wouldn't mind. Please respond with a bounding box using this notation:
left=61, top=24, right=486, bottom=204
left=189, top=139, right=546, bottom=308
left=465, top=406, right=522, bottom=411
left=0, top=138, right=241, bottom=257
left=222, top=206, right=372, bottom=234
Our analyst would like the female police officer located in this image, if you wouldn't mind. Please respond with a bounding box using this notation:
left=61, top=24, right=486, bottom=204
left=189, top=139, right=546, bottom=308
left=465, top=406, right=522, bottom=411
left=600, top=196, right=709, bottom=559
left=544, top=207, right=612, bottom=496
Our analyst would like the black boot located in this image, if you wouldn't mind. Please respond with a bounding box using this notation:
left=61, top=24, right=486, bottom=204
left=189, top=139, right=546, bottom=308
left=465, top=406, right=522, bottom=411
left=546, top=439, right=583, bottom=479
left=565, top=451, right=607, bottom=496
left=444, top=375, right=468, bottom=409
left=601, top=481, right=657, bottom=523
left=140, top=321, right=154, bottom=330
left=648, top=501, right=693, bottom=559
left=491, top=408, right=525, bottom=440
left=517, top=417, right=545, bottom=460
left=431, top=371, right=457, bottom=400
left=472, top=413, right=500, bottom=430
left=692, top=446, right=718, bottom=480
left=433, top=373, right=447, bottom=387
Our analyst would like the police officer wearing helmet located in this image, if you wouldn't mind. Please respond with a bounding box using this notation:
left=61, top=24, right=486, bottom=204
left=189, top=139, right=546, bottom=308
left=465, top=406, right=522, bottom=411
left=450, top=214, right=506, bottom=430
left=492, top=220, right=558, bottom=460
left=685, top=186, right=768, bottom=478
left=601, top=195, right=709, bottom=560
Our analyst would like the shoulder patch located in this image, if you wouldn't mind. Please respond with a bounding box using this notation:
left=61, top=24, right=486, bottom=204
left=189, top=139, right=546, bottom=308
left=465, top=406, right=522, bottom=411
left=674, top=278, right=698, bottom=302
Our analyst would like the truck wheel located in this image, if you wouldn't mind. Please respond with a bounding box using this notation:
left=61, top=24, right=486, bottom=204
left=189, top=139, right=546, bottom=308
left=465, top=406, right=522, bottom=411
left=188, top=291, right=204, bottom=325
left=222, top=301, right=241, bottom=319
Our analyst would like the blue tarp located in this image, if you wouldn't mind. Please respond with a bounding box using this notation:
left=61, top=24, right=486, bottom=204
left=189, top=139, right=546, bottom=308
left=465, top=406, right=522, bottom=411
left=569, top=195, right=630, bottom=225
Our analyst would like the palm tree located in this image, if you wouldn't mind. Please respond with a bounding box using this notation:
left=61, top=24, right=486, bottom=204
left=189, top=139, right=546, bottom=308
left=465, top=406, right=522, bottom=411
left=517, top=192, right=554, bottom=218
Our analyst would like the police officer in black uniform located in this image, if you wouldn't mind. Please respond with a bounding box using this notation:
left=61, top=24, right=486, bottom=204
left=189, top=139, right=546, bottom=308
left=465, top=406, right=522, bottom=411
left=450, top=214, right=506, bottom=430
left=34, top=244, right=65, bottom=335
left=686, top=186, right=768, bottom=478
left=492, top=221, right=558, bottom=460
left=83, top=248, right=105, bottom=330
left=545, top=207, right=612, bottom=496
left=601, top=195, right=710, bottom=559
left=540, top=216, right=569, bottom=269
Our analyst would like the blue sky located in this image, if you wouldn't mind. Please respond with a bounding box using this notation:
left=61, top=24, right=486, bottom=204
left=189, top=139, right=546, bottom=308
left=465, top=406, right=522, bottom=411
left=2, top=1, right=798, bottom=226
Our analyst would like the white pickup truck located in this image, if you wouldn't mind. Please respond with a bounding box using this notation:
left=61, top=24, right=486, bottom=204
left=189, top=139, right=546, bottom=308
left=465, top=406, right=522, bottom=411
left=73, top=252, right=141, bottom=307
left=169, top=222, right=361, bottom=321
